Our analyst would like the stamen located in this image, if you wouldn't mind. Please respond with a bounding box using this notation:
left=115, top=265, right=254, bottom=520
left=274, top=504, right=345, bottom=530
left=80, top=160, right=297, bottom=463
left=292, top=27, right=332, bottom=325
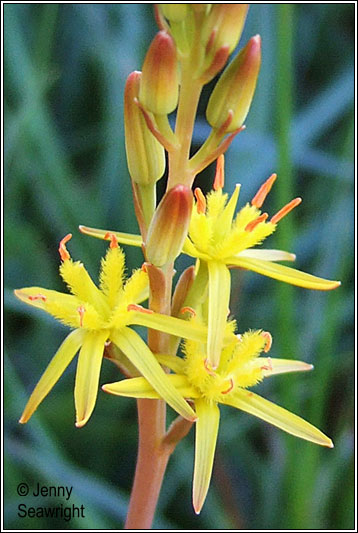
left=221, top=378, right=234, bottom=395
left=104, top=232, right=119, bottom=249
left=59, top=234, right=72, bottom=261
left=127, top=304, right=154, bottom=314
left=141, top=263, right=149, bottom=273
left=271, top=197, right=302, bottom=224
left=28, top=294, right=47, bottom=302
left=245, top=212, right=268, bottom=232
left=261, top=331, right=273, bottom=353
left=194, top=188, right=206, bottom=214
left=261, top=357, right=273, bottom=372
left=213, top=154, right=225, bottom=191
left=180, top=306, right=196, bottom=317
left=251, top=173, right=277, bottom=208
left=204, top=359, right=216, bottom=377
left=77, top=305, right=85, bottom=327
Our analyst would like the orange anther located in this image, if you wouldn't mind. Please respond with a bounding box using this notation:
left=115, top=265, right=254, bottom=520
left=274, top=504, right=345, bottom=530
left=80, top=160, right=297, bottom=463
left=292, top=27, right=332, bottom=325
left=180, top=306, right=197, bottom=317
left=104, top=232, right=119, bottom=249
left=59, top=234, right=72, bottom=261
left=194, top=188, right=206, bottom=214
left=127, top=304, right=154, bottom=314
left=213, top=154, right=225, bottom=191
left=245, top=212, right=268, bottom=232
left=77, top=305, right=85, bottom=327
left=141, top=263, right=148, bottom=273
left=271, top=197, right=302, bottom=224
left=204, top=359, right=217, bottom=377
left=28, top=294, right=47, bottom=302
left=261, top=331, right=272, bottom=353
left=221, top=378, right=234, bottom=395
left=251, top=173, right=277, bottom=208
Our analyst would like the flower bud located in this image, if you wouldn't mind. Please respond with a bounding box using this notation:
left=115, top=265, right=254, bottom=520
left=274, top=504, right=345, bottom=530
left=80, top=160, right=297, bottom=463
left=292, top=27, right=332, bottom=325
left=124, top=71, right=165, bottom=185
left=160, top=4, right=188, bottom=22
left=206, top=35, right=261, bottom=132
left=139, top=31, right=179, bottom=115
left=145, top=185, right=193, bottom=267
left=202, top=4, right=249, bottom=55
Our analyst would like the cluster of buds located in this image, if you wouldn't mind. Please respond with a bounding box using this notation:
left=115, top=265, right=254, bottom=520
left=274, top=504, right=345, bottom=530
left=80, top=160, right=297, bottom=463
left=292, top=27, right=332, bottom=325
left=124, top=3, right=262, bottom=265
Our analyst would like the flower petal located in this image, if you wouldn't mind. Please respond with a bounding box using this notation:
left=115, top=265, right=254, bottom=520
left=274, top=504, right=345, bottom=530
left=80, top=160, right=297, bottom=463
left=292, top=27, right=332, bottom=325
left=111, top=328, right=197, bottom=421
left=207, top=261, right=231, bottom=368
left=74, top=330, right=108, bottom=427
left=228, top=256, right=341, bottom=290
left=103, top=374, right=199, bottom=399
left=238, top=248, right=296, bottom=262
left=156, top=353, right=186, bottom=373
left=193, top=399, right=220, bottom=514
left=223, top=389, right=333, bottom=447
left=126, top=311, right=210, bottom=344
left=19, top=329, right=85, bottom=424
left=79, top=225, right=142, bottom=247
left=260, top=358, right=313, bottom=377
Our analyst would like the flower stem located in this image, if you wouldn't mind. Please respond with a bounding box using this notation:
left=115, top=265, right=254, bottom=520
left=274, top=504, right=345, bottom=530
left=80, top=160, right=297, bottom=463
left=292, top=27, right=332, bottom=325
left=124, top=264, right=174, bottom=529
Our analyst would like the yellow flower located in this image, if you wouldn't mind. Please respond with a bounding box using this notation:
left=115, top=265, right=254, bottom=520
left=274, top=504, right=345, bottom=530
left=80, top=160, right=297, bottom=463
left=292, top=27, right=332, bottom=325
left=14, top=233, right=210, bottom=427
left=102, top=322, right=333, bottom=514
left=79, top=156, right=340, bottom=369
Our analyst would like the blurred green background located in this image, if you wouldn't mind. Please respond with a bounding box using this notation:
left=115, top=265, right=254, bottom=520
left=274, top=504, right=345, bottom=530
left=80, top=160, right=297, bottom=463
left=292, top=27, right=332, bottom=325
left=4, top=3, right=354, bottom=530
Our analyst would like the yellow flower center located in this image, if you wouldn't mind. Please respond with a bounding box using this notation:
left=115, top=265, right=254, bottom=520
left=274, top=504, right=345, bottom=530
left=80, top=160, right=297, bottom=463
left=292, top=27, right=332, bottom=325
left=183, top=330, right=268, bottom=402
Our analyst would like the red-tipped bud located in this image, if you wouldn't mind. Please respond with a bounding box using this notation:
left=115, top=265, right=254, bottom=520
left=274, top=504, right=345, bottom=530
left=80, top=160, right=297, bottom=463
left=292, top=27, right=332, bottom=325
left=124, top=71, right=165, bottom=185
left=145, top=185, right=193, bottom=267
left=202, top=4, right=249, bottom=56
left=139, top=31, right=179, bottom=115
left=206, top=35, right=261, bottom=132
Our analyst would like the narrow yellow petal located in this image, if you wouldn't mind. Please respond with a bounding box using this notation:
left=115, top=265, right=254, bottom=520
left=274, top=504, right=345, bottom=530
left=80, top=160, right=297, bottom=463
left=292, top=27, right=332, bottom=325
left=238, top=248, right=296, bottom=262
left=156, top=353, right=186, bottom=374
left=229, top=256, right=341, bottom=290
left=223, top=389, right=333, bottom=447
left=193, top=399, right=220, bottom=514
left=79, top=225, right=142, bottom=247
left=74, top=330, right=108, bottom=428
left=19, top=329, right=85, bottom=424
left=111, top=328, right=197, bottom=421
left=103, top=374, right=199, bottom=399
left=126, top=311, right=210, bottom=344
left=260, top=358, right=313, bottom=377
left=207, top=261, right=231, bottom=368
left=14, top=287, right=78, bottom=313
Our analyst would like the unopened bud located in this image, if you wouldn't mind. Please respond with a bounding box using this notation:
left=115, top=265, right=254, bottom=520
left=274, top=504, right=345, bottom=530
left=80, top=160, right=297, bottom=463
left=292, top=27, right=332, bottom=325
left=139, top=31, right=179, bottom=115
left=160, top=4, right=188, bottom=22
left=202, top=4, right=249, bottom=55
left=206, top=35, right=261, bottom=132
left=145, top=185, right=193, bottom=267
left=124, top=71, right=165, bottom=185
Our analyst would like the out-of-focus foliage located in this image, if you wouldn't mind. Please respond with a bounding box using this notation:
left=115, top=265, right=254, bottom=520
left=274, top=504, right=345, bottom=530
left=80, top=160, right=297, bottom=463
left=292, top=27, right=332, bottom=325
left=4, top=4, right=354, bottom=529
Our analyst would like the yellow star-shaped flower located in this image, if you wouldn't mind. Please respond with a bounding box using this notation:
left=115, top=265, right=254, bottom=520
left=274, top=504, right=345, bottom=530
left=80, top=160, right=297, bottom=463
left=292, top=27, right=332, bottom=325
left=15, top=233, right=208, bottom=427
left=102, top=320, right=333, bottom=514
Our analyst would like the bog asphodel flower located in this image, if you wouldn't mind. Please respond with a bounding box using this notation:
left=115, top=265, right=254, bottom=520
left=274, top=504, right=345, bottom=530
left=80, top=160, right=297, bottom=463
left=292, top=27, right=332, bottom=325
left=14, top=233, right=210, bottom=426
left=102, top=319, right=333, bottom=514
left=80, top=155, right=340, bottom=370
